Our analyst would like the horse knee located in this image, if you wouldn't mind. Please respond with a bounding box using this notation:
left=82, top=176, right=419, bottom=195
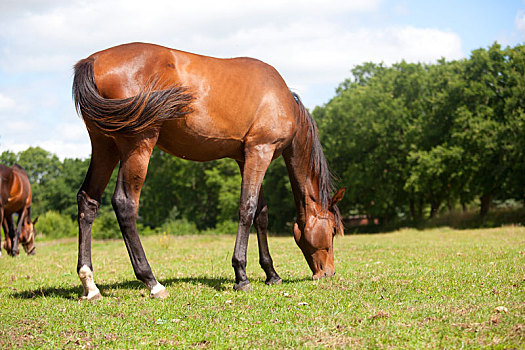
left=77, top=190, right=100, bottom=225
left=238, top=200, right=257, bottom=228
left=111, top=191, right=137, bottom=222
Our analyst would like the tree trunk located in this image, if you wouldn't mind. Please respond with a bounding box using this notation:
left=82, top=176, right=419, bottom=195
left=429, top=200, right=440, bottom=218
left=409, top=199, right=416, bottom=222
left=417, top=198, right=423, bottom=220
left=479, top=193, right=492, bottom=218
left=410, top=198, right=424, bottom=222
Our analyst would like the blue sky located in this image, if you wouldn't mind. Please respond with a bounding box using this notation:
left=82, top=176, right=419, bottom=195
left=0, top=0, right=523, bottom=159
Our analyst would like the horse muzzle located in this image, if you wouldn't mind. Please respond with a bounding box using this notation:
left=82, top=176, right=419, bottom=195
left=22, top=242, right=36, bottom=255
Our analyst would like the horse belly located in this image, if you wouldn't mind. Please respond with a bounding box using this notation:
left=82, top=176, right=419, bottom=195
left=157, top=119, right=244, bottom=161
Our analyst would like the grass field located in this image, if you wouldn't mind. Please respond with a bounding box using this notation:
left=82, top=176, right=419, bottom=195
left=0, top=226, right=523, bottom=348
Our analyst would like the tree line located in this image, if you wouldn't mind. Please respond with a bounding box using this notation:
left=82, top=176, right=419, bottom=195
left=314, top=42, right=525, bottom=223
left=1, top=42, right=523, bottom=237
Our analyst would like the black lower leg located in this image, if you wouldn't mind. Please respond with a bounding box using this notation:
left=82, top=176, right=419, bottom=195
left=7, top=217, right=17, bottom=256
left=77, top=190, right=99, bottom=273
left=254, top=198, right=281, bottom=284
left=112, top=185, right=157, bottom=289
left=232, top=197, right=257, bottom=291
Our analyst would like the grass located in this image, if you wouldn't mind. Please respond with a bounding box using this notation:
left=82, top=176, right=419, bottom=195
left=0, top=227, right=523, bottom=349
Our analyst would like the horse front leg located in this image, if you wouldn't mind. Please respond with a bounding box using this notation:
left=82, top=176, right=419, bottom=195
left=233, top=146, right=275, bottom=291
left=6, top=215, right=16, bottom=256
left=11, top=208, right=28, bottom=257
left=236, top=161, right=281, bottom=285
left=0, top=208, right=3, bottom=257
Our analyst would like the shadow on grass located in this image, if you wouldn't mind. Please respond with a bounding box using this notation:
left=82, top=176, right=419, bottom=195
left=10, top=275, right=312, bottom=300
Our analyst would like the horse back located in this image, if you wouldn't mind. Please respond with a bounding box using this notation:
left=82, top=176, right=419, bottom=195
left=87, top=42, right=297, bottom=160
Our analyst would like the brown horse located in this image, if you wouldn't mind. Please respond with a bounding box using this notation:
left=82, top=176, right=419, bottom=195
left=73, top=42, right=344, bottom=300
left=0, top=164, right=37, bottom=256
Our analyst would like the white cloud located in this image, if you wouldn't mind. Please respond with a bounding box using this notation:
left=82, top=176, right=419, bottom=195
left=0, top=94, right=16, bottom=109
left=0, top=0, right=465, bottom=159
left=516, top=9, right=525, bottom=38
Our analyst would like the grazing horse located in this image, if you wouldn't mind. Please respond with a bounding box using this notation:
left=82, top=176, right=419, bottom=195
left=0, top=164, right=37, bottom=256
left=73, top=42, right=345, bottom=300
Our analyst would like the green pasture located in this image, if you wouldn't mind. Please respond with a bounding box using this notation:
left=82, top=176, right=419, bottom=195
left=0, top=227, right=523, bottom=348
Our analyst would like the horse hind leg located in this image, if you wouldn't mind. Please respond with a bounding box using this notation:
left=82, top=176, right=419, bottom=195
left=111, top=135, right=168, bottom=299
left=77, top=133, right=119, bottom=300
left=254, top=188, right=282, bottom=285
left=78, top=192, right=103, bottom=300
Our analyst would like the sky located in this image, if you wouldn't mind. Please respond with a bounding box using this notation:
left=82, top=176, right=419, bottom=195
left=0, top=0, right=524, bottom=160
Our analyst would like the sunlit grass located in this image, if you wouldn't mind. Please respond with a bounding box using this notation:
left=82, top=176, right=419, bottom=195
left=0, top=227, right=523, bottom=348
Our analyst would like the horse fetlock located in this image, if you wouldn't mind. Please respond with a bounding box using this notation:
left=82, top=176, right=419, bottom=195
left=234, top=280, right=253, bottom=292
left=149, top=282, right=169, bottom=299
left=78, top=265, right=102, bottom=300
left=265, top=276, right=282, bottom=285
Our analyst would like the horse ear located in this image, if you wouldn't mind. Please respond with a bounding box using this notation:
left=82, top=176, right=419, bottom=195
left=33, top=216, right=39, bottom=225
left=330, top=188, right=345, bottom=208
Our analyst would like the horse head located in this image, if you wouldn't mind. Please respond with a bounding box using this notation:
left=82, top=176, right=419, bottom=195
left=294, top=188, right=345, bottom=279
left=20, top=216, right=38, bottom=255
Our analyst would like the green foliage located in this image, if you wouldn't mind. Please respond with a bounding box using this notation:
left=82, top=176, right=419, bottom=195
left=140, top=149, right=222, bottom=230
left=316, top=42, right=525, bottom=223
left=157, top=218, right=199, bottom=236
left=204, top=160, right=241, bottom=224
left=91, top=207, right=121, bottom=240
left=263, top=158, right=295, bottom=233
left=36, top=210, right=76, bottom=238
left=211, top=220, right=238, bottom=235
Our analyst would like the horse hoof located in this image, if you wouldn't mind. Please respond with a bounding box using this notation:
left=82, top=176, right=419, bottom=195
left=234, top=282, right=252, bottom=292
left=80, top=292, right=103, bottom=301
left=150, top=288, right=169, bottom=299
left=265, top=277, right=282, bottom=285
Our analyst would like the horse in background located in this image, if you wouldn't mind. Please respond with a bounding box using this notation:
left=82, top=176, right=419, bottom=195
left=0, top=164, right=37, bottom=256
left=73, top=42, right=344, bottom=300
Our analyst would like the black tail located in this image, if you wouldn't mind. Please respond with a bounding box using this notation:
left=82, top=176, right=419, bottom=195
left=72, top=58, right=193, bottom=134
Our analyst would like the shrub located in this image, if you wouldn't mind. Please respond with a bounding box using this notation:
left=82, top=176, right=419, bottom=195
left=37, top=211, right=76, bottom=238
left=92, top=207, right=121, bottom=239
left=201, top=220, right=238, bottom=235
left=158, top=219, right=198, bottom=236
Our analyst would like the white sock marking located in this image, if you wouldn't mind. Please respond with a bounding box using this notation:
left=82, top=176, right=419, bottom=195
left=149, top=282, right=166, bottom=295
left=78, top=265, right=100, bottom=299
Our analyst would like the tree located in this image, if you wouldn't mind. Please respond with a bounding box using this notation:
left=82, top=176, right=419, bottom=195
left=452, top=43, right=516, bottom=217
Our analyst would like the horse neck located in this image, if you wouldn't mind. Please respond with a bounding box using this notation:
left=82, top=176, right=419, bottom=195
left=283, top=122, right=321, bottom=228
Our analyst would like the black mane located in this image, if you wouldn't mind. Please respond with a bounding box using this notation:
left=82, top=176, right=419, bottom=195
left=291, top=93, right=342, bottom=231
